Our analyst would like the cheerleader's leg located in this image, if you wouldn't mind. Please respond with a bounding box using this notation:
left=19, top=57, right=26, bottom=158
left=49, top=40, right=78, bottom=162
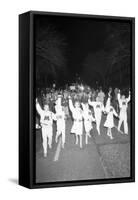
left=85, top=132, right=91, bottom=144
left=55, top=121, right=60, bottom=143
left=96, top=118, right=101, bottom=135
left=75, top=134, right=78, bottom=145
left=118, top=117, right=123, bottom=133
left=61, top=130, right=65, bottom=148
left=55, top=129, right=61, bottom=143
left=79, top=135, right=82, bottom=148
left=42, top=126, right=48, bottom=157
left=48, top=130, right=52, bottom=149
left=85, top=122, right=91, bottom=144
left=55, top=132, right=58, bottom=143
left=109, top=128, right=113, bottom=139
left=85, top=133, right=88, bottom=145
left=107, top=128, right=110, bottom=137
left=96, top=112, right=102, bottom=135
left=124, top=114, right=128, bottom=134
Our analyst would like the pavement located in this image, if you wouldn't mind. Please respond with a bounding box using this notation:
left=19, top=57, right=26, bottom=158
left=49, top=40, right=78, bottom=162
left=35, top=108, right=131, bottom=183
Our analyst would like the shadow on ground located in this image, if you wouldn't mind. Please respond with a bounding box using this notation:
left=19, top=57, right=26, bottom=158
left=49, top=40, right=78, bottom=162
left=8, top=178, right=18, bottom=185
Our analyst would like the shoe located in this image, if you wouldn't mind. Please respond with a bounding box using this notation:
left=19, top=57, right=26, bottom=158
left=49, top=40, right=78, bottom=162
left=44, top=153, right=47, bottom=157
left=118, top=129, right=122, bottom=133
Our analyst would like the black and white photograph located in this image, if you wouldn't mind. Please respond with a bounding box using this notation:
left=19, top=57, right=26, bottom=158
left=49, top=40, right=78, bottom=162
left=34, top=13, right=134, bottom=184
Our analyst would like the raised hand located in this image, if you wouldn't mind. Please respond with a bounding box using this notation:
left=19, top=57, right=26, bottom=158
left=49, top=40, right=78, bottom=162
left=108, top=92, right=111, bottom=98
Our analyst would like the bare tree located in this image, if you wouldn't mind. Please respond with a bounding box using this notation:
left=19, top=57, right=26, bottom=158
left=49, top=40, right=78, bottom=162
left=104, top=22, right=131, bottom=87
left=82, top=22, right=130, bottom=89
left=35, top=23, right=67, bottom=87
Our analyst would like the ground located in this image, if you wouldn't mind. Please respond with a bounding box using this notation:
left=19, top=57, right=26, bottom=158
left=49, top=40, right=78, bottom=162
left=35, top=107, right=131, bottom=183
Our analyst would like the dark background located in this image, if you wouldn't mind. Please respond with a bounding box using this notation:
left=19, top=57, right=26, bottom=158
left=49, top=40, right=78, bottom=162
left=34, top=14, right=131, bottom=90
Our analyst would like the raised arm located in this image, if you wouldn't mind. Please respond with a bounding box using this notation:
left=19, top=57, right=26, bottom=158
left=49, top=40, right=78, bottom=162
left=126, top=91, right=131, bottom=103
left=105, top=97, right=111, bottom=112
left=117, top=90, right=121, bottom=106
left=36, top=99, right=43, bottom=116
left=117, top=90, right=121, bottom=101
left=68, top=97, right=75, bottom=113
left=81, top=102, right=85, bottom=111
left=88, top=98, right=95, bottom=107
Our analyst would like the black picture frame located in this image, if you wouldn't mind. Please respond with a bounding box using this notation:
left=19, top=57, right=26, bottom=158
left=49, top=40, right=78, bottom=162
left=19, top=11, right=135, bottom=189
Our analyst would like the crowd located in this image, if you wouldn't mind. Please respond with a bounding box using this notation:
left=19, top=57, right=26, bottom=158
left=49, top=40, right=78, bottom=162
left=36, top=83, right=131, bottom=158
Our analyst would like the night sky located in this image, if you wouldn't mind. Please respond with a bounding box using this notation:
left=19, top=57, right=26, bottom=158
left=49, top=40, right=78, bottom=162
left=35, top=14, right=131, bottom=88
left=35, top=15, right=106, bottom=71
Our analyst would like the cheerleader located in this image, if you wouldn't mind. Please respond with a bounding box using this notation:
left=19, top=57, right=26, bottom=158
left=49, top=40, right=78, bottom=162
left=104, top=96, right=118, bottom=139
left=88, top=97, right=104, bottom=135
left=117, top=90, right=130, bottom=134
left=36, top=99, right=56, bottom=157
left=55, top=95, right=66, bottom=148
left=69, top=96, right=83, bottom=148
left=81, top=102, right=95, bottom=144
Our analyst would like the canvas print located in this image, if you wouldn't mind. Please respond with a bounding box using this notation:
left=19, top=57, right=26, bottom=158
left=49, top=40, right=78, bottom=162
left=34, top=14, right=132, bottom=183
